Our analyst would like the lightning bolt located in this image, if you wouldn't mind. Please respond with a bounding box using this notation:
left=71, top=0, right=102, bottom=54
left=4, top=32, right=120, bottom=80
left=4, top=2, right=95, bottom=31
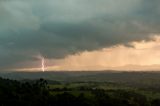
left=41, top=57, right=45, bottom=72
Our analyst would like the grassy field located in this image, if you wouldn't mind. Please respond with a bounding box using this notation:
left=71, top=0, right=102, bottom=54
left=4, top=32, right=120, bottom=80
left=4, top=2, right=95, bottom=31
left=48, top=81, right=160, bottom=101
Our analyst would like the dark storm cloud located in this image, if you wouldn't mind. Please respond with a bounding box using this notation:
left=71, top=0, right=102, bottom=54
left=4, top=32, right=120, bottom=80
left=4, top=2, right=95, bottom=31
left=0, top=0, right=160, bottom=69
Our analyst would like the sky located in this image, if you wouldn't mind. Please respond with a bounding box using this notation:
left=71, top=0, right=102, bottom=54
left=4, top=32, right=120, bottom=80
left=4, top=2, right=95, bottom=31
left=1, top=0, right=160, bottom=71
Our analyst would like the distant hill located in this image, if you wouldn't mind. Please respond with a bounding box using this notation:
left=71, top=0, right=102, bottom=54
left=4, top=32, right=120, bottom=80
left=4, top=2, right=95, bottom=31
left=0, top=71, right=160, bottom=82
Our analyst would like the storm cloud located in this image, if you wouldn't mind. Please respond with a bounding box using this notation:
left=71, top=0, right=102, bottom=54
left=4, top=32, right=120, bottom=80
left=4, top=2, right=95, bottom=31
left=0, top=0, right=160, bottom=69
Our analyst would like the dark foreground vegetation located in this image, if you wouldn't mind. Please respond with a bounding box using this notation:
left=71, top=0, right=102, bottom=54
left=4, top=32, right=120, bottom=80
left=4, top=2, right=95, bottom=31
left=0, top=77, right=160, bottom=106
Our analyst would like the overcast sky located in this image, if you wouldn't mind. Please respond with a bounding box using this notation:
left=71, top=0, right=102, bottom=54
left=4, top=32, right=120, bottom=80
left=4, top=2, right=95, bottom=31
left=1, top=0, right=160, bottom=71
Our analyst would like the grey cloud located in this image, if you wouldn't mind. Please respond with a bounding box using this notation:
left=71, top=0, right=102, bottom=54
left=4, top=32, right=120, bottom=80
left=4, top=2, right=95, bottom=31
left=0, top=0, right=160, bottom=69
